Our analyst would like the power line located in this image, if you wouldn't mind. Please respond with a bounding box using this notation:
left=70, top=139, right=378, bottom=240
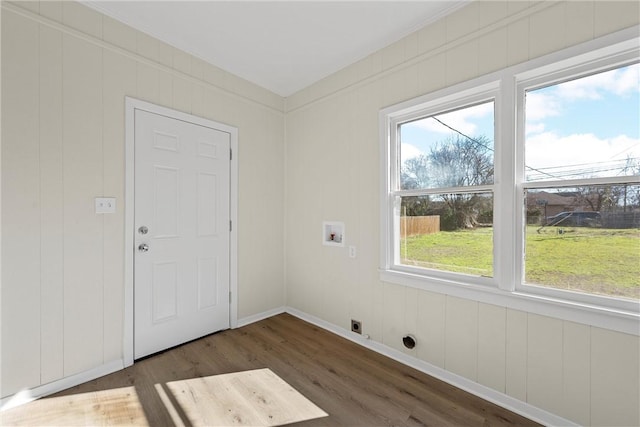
left=430, top=116, right=559, bottom=179
left=406, top=116, right=637, bottom=182
left=533, top=157, right=639, bottom=171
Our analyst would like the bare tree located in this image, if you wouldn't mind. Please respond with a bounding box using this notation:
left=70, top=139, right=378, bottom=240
left=401, top=155, right=430, bottom=190
left=428, top=135, right=493, bottom=188
left=401, top=135, right=494, bottom=230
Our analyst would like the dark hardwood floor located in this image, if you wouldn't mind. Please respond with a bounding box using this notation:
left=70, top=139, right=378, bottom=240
left=14, top=313, right=540, bottom=426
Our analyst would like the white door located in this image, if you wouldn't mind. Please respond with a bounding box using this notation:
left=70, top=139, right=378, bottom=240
left=134, top=109, right=230, bottom=359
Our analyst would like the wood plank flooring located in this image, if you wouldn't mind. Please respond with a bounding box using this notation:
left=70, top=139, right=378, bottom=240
left=163, top=368, right=327, bottom=426
left=1, top=313, right=540, bottom=426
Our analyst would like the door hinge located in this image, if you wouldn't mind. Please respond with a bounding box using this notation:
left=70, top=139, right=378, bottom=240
left=230, top=220, right=232, bottom=231
left=229, top=291, right=232, bottom=303
left=230, top=148, right=232, bottom=160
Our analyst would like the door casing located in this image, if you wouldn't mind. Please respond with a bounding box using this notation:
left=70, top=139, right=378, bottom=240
left=124, top=97, right=238, bottom=367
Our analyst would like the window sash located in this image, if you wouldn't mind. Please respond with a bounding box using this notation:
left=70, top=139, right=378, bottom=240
left=514, top=52, right=639, bottom=312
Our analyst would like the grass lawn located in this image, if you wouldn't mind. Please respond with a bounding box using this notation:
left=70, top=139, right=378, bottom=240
left=401, top=226, right=640, bottom=299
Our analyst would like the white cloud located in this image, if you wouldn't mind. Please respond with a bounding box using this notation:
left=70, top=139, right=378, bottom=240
left=525, top=91, right=561, bottom=122
left=526, top=122, right=546, bottom=135
left=400, top=143, right=423, bottom=163
left=526, top=63, right=639, bottom=137
left=525, top=132, right=640, bottom=179
left=407, top=101, right=493, bottom=136
left=555, top=63, right=640, bottom=100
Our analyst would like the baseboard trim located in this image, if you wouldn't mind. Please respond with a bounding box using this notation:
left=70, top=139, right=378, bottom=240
left=284, top=306, right=578, bottom=427
left=0, top=305, right=287, bottom=411
left=0, top=308, right=578, bottom=426
left=0, top=359, right=124, bottom=412
left=236, top=306, right=286, bottom=328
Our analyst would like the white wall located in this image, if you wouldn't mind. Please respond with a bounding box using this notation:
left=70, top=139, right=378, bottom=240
left=1, top=1, right=285, bottom=397
left=284, top=2, right=640, bottom=426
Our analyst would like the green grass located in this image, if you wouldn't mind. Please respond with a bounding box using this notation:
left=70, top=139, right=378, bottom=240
left=401, top=226, right=640, bottom=299
left=401, top=227, right=493, bottom=276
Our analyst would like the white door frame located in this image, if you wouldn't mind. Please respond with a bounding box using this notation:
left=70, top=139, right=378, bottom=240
left=123, top=97, right=238, bottom=367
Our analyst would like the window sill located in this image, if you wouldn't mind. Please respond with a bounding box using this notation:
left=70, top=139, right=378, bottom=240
left=380, top=268, right=640, bottom=336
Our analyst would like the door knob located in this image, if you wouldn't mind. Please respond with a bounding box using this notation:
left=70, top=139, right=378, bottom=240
left=138, top=243, right=149, bottom=253
left=138, top=226, right=149, bottom=235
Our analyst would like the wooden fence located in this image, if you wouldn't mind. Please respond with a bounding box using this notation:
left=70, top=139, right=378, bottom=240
left=400, top=215, right=440, bottom=237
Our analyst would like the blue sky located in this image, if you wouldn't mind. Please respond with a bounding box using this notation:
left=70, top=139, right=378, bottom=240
left=400, top=100, right=494, bottom=163
left=400, top=62, right=640, bottom=182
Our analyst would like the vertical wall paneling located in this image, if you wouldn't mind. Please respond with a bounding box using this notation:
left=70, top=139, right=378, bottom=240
left=446, top=0, right=479, bottom=42
left=172, top=77, right=192, bottom=117
left=284, top=2, right=639, bottom=425
left=39, top=1, right=62, bottom=23
left=3, top=0, right=285, bottom=400
left=381, top=283, right=406, bottom=353
left=590, top=327, right=640, bottom=426
left=477, top=28, right=508, bottom=76
left=505, top=309, right=528, bottom=402
left=136, top=63, right=160, bottom=106
left=416, top=291, right=446, bottom=368
left=102, top=49, right=136, bottom=363
left=527, top=314, right=563, bottom=415
left=1, top=10, right=41, bottom=396
left=102, top=16, right=137, bottom=53
left=594, top=0, right=640, bottom=37
left=136, top=31, right=160, bottom=63
left=561, top=321, right=590, bottom=426
left=191, top=82, right=206, bottom=119
left=444, top=296, right=478, bottom=381
left=565, top=1, right=594, bottom=46
left=418, top=53, right=446, bottom=98
left=62, top=1, right=102, bottom=39
left=62, top=34, right=104, bottom=376
left=506, top=18, right=530, bottom=67
left=403, top=287, right=419, bottom=356
left=39, top=23, right=65, bottom=385
left=445, top=40, right=479, bottom=85
left=477, top=303, right=506, bottom=393
left=529, top=3, right=567, bottom=59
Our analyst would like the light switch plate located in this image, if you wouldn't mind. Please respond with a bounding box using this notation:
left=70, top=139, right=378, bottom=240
left=95, top=197, right=116, bottom=214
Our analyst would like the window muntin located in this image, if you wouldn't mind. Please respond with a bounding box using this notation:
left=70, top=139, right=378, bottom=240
left=525, top=185, right=640, bottom=300
left=393, top=100, right=496, bottom=278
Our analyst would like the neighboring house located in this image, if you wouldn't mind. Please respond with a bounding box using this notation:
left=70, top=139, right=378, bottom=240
left=527, top=191, right=581, bottom=218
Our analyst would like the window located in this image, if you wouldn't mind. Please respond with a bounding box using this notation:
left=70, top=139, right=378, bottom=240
left=520, top=63, right=640, bottom=301
left=385, top=85, right=498, bottom=284
left=397, top=100, right=495, bottom=278
left=381, top=29, right=639, bottom=325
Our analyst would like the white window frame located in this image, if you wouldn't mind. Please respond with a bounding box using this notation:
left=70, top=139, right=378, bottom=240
left=383, top=80, right=500, bottom=288
left=380, top=26, right=640, bottom=335
left=515, top=48, right=640, bottom=314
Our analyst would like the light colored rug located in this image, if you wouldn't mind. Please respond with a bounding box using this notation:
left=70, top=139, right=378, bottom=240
left=162, top=368, right=328, bottom=426
left=1, top=368, right=327, bottom=426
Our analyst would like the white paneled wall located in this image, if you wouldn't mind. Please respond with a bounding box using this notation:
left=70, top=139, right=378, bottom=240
left=1, top=1, right=284, bottom=397
left=284, top=1, right=640, bottom=426
left=2, top=10, right=41, bottom=394
left=2, top=0, right=639, bottom=425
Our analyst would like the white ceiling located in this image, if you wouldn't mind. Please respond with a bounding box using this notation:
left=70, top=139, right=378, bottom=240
left=85, top=1, right=467, bottom=97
